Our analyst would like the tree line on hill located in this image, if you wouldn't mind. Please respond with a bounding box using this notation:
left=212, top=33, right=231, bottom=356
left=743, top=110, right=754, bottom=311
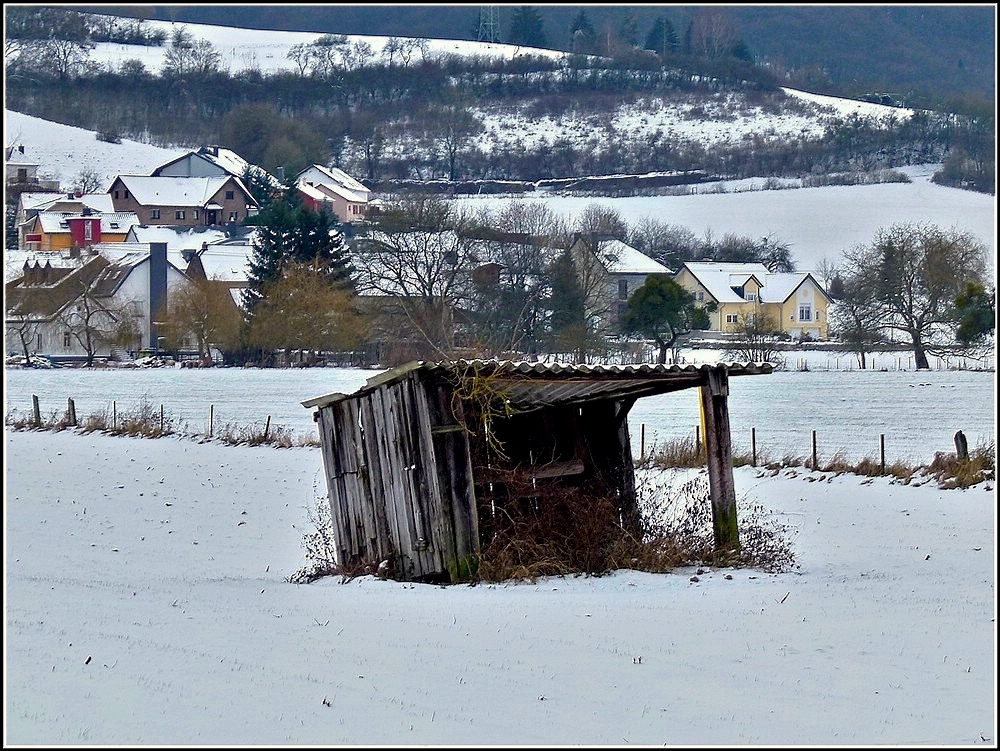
left=4, top=6, right=994, bottom=194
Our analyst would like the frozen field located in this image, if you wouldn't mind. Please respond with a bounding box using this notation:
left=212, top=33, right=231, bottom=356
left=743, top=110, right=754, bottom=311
left=5, top=356, right=994, bottom=466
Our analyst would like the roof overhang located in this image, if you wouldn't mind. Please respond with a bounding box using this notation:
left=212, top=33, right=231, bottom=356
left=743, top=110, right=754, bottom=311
left=303, top=359, right=772, bottom=413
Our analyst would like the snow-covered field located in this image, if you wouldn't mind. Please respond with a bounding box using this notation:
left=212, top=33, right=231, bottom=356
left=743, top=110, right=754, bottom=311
left=4, top=15, right=997, bottom=746
left=5, top=359, right=995, bottom=467
left=4, top=425, right=995, bottom=745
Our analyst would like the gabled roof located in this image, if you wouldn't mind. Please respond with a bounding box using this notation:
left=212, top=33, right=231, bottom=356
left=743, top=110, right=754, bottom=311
left=677, top=261, right=831, bottom=304
left=18, top=192, right=115, bottom=215
left=5, top=254, right=110, bottom=320
left=111, top=175, right=255, bottom=208
left=297, top=164, right=370, bottom=193
left=24, top=211, right=141, bottom=235
left=152, top=146, right=283, bottom=189
left=598, top=238, right=671, bottom=275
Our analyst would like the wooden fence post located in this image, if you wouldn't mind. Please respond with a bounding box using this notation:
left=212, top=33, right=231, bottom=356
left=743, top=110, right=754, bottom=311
left=954, top=430, right=969, bottom=460
left=209, top=404, right=214, bottom=437
left=811, top=429, right=818, bottom=470
left=32, top=394, right=41, bottom=426
left=879, top=433, right=885, bottom=474
left=751, top=427, right=757, bottom=467
left=67, top=397, right=76, bottom=427
left=699, top=366, right=739, bottom=554
left=264, top=415, right=271, bottom=441
left=640, top=423, right=645, bottom=462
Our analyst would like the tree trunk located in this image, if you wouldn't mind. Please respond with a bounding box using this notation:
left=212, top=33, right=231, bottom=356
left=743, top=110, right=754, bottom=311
left=911, top=333, right=930, bottom=370
left=657, top=341, right=667, bottom=364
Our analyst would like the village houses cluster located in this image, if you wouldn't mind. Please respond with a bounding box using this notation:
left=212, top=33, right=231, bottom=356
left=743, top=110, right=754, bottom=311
left=5, top=143, right=832, bottom=365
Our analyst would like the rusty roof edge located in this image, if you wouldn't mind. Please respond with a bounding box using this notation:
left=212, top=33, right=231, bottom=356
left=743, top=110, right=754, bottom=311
left=302, top=359, right=772, bottom=409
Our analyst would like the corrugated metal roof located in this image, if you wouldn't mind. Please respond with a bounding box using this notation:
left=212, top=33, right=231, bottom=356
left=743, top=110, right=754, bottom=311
left=303, top=359, right=772, bottom=411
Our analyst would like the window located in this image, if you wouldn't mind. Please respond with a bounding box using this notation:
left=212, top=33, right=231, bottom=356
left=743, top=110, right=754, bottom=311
left=696, top=291, right=704, bottom=302
left=113, top=190, right=119, bottom=199
left=175, top=210, right=185, bottom=220
left=618, top=279, right=628, bottom=300
left=225, top=190, right=234, bottom=200
left=799, top=303, right=812, bottom=321
left=229, top=211, right=238, bottom=222
left=63, top=332, right=71, bottom=348
left=84, top=222, right=92, bottom=241
left=746, top=292, right=757, bottom=301
left=150, top=210, right=160, bottom=220
left=193, top=210, right=198, bottom=220
left=725, top=314, right=739, bottom=324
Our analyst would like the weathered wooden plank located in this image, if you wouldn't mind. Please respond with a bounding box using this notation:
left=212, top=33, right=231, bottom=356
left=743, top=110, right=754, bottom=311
left=700, top=366, right=740, bottom=554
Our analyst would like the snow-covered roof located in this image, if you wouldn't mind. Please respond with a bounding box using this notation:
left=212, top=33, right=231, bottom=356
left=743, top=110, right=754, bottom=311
left=124, top=225, right=231, bottom=250
left=29, top=211, right=140, bottom=234
left=17, top=192, right=115, bottom=215
left=298, top=179, right=367, bottom=205
left=298, top=164, right=370, bottom=193
left=598, top=238, right=671, bottom=275
left=101, top=233, right=254, bottom=283
left=678, top=261, right=826, bottom=304
left=152, top=146, right=283, bottom=190
left=113, top=175, right=248, bottom=207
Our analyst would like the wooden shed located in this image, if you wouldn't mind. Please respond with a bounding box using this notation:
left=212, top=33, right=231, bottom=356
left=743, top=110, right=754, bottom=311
left=302, top=359, right=771, bottom=583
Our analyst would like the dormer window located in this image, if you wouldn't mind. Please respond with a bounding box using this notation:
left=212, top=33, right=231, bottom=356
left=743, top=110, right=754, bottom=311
left=746, top=292, right=757, bottom=301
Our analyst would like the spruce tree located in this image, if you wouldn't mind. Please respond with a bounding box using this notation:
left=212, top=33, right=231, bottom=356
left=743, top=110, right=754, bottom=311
left=242, top=187, right=354, bottom=314
left=507, top=6, right=548, bottom=48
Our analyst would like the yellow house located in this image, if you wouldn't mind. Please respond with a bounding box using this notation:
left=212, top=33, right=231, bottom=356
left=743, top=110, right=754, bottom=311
left=673, top=261, right=832, bottom=340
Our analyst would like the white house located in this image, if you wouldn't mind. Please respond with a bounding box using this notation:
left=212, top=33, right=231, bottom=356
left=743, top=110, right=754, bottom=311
left=294, top=165, right=371, bottom=223
left=568, top=234, right=672, bottom=332
left=4, top=242, right=192, bottom=362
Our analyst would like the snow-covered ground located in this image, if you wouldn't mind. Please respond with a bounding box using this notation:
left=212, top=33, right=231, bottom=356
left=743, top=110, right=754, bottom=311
left=4, top=425, right=995, bottom=745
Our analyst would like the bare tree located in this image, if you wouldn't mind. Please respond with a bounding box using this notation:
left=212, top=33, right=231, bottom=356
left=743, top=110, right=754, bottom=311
left=353, top=194, right=484, bottom=356
left=840, top=222, right=990, bottom=369
left=56, top=282, right=142, bottom=366
left=160, top=276, right=243, bottom=361
left=728, top=309, right=784, bottom=366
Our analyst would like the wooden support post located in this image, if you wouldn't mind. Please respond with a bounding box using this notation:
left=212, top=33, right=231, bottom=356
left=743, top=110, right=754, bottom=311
left=264, top=414, right=271, bottom=441
left=640, top=423, right=645, bottom=462
left=209, top=404, right=214, bottom=437
left=113, top=400, right=117, bottom=431
left=879, top=434, right=885, bottom=474
left=699, top=366, right=739, bottom=555
left=32, top=394, right=40, bottom=427
left=811, top=429, right=818, bottom=470
left=751, top=427, right=757, bottom=467
left=160, top=404, right=164, bottom=432
left=67, top=397, right=76, bottom=427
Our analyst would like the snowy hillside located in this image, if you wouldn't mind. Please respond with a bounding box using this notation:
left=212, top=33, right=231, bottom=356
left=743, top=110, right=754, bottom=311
left=5, top=15, right=993, bottom=274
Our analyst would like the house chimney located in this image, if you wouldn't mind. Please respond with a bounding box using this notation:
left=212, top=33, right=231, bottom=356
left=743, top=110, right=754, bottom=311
left=276, top=166, right=285, bottom=182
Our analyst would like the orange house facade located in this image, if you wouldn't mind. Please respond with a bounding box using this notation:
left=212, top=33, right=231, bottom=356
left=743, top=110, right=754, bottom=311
left=20, top=211, right=141, bottom=252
